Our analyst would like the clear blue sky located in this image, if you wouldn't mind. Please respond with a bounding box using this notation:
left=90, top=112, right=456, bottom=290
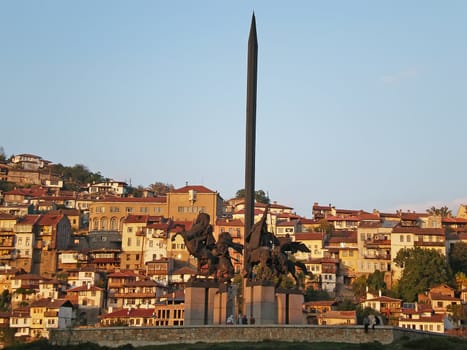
left=1, top=1, right=467, bottom=217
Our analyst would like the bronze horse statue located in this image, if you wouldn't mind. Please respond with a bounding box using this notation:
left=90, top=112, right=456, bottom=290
left=172, top=213, right=243, bottom=282
left=171, top=213, right=217, bottom=277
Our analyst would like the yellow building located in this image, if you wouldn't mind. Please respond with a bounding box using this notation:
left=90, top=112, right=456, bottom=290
left=166, top=185, right=223, bottom=223
left=89, top=197, right=167, bottom=232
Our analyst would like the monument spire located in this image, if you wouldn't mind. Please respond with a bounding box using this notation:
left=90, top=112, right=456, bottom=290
left=244, top=12, right=258, bottom=240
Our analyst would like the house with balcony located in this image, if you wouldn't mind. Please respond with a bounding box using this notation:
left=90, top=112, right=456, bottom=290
left=29, top=298, right=74, bottom=339
left=361, top=290, right=402, bottom=321
left=10, top=306, right=31, bottom=339
left=418, top=284, right=462, bottom=315
left=10, top=273, right=42, bottom=308
left=0, top=213, right=17, bottom=265
left=121, top=215, right=171, bottom=271
left=13, top=215, right=40, bottom=273
left=294, top=231, right=325, bottom=261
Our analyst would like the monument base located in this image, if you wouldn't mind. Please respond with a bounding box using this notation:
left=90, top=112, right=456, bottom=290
left=276, top=288, right=305, bottom=325
left=244, top=280, right=276, bottom=325
left=184, top=278, right=219, bottom=325
left=244, top=281, right=305, bottom=325
left=213, top=283, right=237, bottom=325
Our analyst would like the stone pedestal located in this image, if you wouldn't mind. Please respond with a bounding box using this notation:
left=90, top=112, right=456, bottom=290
left=184, top=279, right=218, bottom=325
left=276, top=288, right=305, bottom=325
left=244, top=281, right=276, bottom=324
left=213, top=283, right=237, bottom=325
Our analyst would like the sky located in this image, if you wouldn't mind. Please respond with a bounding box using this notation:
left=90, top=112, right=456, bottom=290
left=1, top=1, right=467, bottom=218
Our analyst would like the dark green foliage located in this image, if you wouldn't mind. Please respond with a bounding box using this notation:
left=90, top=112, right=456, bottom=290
left=426, top=206, right=452, bottom=217
left=351, top=275, right=367, bottom=299
left=304, top=287, right=332, bottom=301
left=0, top=289, right=11, bottom=311
left=367, top=270, right=386, bottom=294
left=394, top=247, right=453, bottom=302
left=235, top=189, right=270, bottom=204
left=449, top=242, right=467, bottom=274
left=335, top=298, right=356, bottom=311
left=49, top=163, right=105, bottom=191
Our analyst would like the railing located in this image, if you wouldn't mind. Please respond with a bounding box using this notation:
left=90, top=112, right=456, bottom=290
left=364, top=254, right=391, bottom=260
left=414, top=241, right=444, bottom=247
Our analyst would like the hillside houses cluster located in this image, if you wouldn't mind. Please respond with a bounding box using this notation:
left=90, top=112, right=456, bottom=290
left=0, top=153, right=467, bottom=340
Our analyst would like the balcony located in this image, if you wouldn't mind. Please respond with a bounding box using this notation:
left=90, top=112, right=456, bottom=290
left=364, top=239, right=390, bottom=248
left=414, top=240, right=444, bottom=247
left=364, top=254, right=391, bottom=260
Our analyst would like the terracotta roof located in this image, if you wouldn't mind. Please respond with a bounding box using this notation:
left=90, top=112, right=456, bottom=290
left=17, top=215, right=42, bottom=226
left=172, top=266, right=197, bottom=275
left=0, top=213, right=17, bottom=220
left=216, top=218, right=243, bottom=226
left=392, top=226, right=444, bottom=235
left=37, top=214, right=64, bottom=226
left=67, top=285, right=103, bottom=292
left=124, top=215, right=149, bottom=224
left=401, top=212, right=428, bottom=220
left=364, top=296, right=402, bottom=303
left=443, top=217, right=467, bottom=224
left=295, top=232, right=324, bottom=241
left=171, top=185, right=215, bottom=194
left=94, top=197, right=166, bottom=203
left=100, top=308, right=157, bottom=319
left=31, top=298, right=73, bottom=308
left=326, top=215, right=360, bottom=222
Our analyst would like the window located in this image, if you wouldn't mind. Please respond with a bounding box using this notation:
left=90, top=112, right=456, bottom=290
left=127, top=238, right=132, bottom=246
left=406, top=235, right=411, bottom=242
left=400, top=235, right=404, bottom=243
left=136, top=238, right=141, bottom=246
left=127, top=227, right=133, bottom=233
left=149, top=240, right=153, bottom=248
left=26, top=238, right=30, bottom=246
left=126, top=207, right=134, bottom=213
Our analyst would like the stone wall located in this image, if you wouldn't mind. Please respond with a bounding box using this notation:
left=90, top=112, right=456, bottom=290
left=51, top=325, right=446, bottom=348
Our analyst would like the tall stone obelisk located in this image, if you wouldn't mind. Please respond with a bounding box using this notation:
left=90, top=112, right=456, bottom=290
left=244, top=13, right=258, bottom=239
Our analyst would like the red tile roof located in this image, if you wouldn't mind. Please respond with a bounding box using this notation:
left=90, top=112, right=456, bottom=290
left=95, top=197, right=166, bottom=203
left=392, top=227, right=444, bottom=235
left=124, top=215, right=149, bottom=224
left=171, top=185, right=215, bottom=194
left=216, top=218, right=243, bottom=226
left=294, top=232, right=324, bottom=241
left=100, top=308, right=156, bottom=319
left=37, top=214, right=64, bottom=226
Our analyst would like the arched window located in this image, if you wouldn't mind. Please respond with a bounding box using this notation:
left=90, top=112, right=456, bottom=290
left=101, top=217, right=108, bottom=230
left=110, top=217, right=118, bottom=231
left=93, top=219, right=99, bottom=231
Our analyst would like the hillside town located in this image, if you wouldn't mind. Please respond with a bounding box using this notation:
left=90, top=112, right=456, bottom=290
left=0, top=153, right=466, bottom=344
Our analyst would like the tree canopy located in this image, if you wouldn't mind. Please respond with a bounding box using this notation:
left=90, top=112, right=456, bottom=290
left=235, top=189, right=270, bottom=204
left=449, top=242, right=467, bottom=275
left=394, top=247, right=453, bottom=302
left=426, top=206, right=452, bottom=217
left=50, top=163, right=106, bottom=191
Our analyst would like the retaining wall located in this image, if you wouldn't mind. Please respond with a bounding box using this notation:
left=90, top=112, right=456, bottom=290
left=50, top=325, right=445, bottom=347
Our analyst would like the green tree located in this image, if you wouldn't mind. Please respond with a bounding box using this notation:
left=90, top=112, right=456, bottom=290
left=426, top=206, right=452, bottom=217
left=0, top=146, right=6, bottom=162
left=316, top=219, right=334, bottom=235
left=449, top=242, right=467, bottom=274
left=367, top=270, right=386, bottom=294
left=0, top=289, right=11, bottom=311
left=351, top=275, right=367, bottom=299
left=335, top=298, right=356, bottom=311
left=394, top=247, right=453, bottom=302
left=304, top=287, right=332, bottom=302
left=235, top=189, right=270, bottom=204
left=50, top=163, right=105, bottom=191
left=148, top=182, right=174, bottom=196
